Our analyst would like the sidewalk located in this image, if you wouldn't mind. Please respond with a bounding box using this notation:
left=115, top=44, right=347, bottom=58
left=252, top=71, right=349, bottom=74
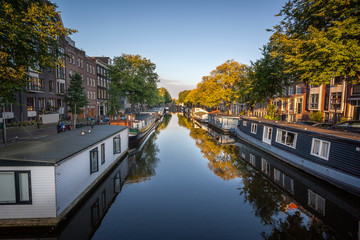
left=0, top=123, right=58, bottom=147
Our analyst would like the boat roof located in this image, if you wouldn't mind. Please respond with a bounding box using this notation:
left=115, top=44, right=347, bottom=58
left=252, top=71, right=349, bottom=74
left=135, top=114, right=152, bottom=121
left=0, top=125, right=127, bottom=166
left=241, top=116, right=360, bottom=143
left=209, top=112, right=239, bottom=118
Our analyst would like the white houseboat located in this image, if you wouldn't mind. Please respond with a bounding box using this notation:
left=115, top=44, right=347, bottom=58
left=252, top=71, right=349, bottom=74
left=208, top=112, right=239, bottom=134
left=0, top=125, right=128, bottom=226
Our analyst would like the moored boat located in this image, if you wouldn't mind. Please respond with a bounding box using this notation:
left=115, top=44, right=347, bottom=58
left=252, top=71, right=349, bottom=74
left=235, top=117, right=360, bottom=196
left=207, top=111, right=239, bottom=134
left=0, top=125, right=129, bottom=226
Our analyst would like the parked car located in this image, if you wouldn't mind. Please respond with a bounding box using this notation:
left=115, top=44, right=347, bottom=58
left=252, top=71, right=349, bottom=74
left=328, top=120, right=360, bottom=133
left=313, top=122, right=333, bottom=128
left=296, top=121, right=316, bottom=126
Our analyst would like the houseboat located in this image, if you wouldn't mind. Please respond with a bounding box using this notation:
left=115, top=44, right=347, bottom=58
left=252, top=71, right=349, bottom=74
left=110, top=113, right=157, bottom=149
left=0, top=125, right=128, bottom=226
left=235, top=117, right=360, bottom=196
left=236, top=139, right=360, bottom=239
left=207, top=112, right=239, bottom=134
left=191, top=108, right=209, bottom=123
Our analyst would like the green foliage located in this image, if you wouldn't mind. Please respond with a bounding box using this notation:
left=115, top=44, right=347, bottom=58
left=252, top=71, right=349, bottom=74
left=0, top=0, right=76, bottom=105
left=107, top=81, right=123, bottom=115
left=185, top=60, right=248, bottom=109
left=158, top=87, right=172, bottom=104
left=64, top=73, right=88, bottom=113
left=109, top=54, right=159, bottom=109
left=247, top=43, right=292, bottom=105
left=270, top=0, right=360, bottom=85
left=178, top=90, right=191, bottom=104
left=309, top=111, right=324, bottom=122
left=265, top=104, right=280, bottom=120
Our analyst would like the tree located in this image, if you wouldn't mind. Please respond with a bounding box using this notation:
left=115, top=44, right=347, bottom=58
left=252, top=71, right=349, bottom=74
left=178, top=90, right=191, bottom=105
left=0, top=0, right=76, bottom=105
left=64, top=73, right=88, bottom=129
left=186, top=60, right=248, bottom=112
left=270, top=0, right=360, bottom=85
left=109, top=54, right=160, bottom=111
left=107, top=81, right=123, bottom=115
left=247, top=43, right=292, bottom=104
left=158, top=87, right=172, bottom=104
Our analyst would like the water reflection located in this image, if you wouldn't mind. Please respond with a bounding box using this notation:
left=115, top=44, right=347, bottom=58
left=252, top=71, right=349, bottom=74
left=178, top=114, right=240, bottom=180
left=127, top=114, right=172, bottom=184
left=180, top=114, right=360, bottom=240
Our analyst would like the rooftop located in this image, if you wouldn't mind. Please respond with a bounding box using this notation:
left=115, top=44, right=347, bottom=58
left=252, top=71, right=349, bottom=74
left=0, top=125, right=127, bottom=166
left=241, top=116, right=360, bottom=143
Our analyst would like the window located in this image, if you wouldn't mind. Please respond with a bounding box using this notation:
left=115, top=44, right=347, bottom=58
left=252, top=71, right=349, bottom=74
left=311, top=138, right=330, bottom=160
left=0, top=171, right=31, bottom=204
left=251, top=123, right=257, bottom=134
left=274, top=169, right=294, bottom=193
left=261, top=158, right=271, bottom=176
left=308, top=189, right=325, bottom=215
left=113, top=135, right=121, bottom=154
left=275, top=129, right=297, bottom=148
left=309, top=94, right=319, bottom=109
left=114, top=171, right=121, bottom=193
left=101, top=143, right=105, bottom=164
left=354, top=84, right=360, bottom=94
left=262, top=126, right=272, bottom=145
left=49, top=81, right=55, bottom=93
left=243, top=121, right=247, bottom=126
left=91, top=199, right=100, bottom=227
left=90, top=148, right=99, bottom=174
left=249, top=154, right=256, bottom=166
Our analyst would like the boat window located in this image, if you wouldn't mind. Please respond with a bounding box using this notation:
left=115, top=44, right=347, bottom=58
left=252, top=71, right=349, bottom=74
left=251, top=123, right=257, bottom=134
left=243, top=121, right=247, bottom=126
left=113, top=135, right=121, bottom=154
left=308, top=189, right=326, bottom=215
left=261, top=158, right=271, bottom=176
left=262, top=126, right=272, bottom=145
left=0, top=171, right=32, bottom=205
left=249, top=154, right=256, bottom=166
left=90, top=147, right=99, bottom=174
left=310, top=138, right=330, bottom=160
left=275, top=129, right=297, bottom=148
left=101, top=143, right=105, bottom=165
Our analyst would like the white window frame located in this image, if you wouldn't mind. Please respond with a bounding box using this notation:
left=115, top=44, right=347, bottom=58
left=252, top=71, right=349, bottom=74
left=262, top=126, right=273, bottom=145
left=310, top=138, right=331, bottom=160
left=249, top=154, right=256, bottom=166
left=275, top=129, right=298, bottom=149
left=261, top=158, right=271, bottom=176
left=308, top=189, right=326, bottom=215
left=251, top=123, right=257, bottom=134
left=243, top=120, right=247, bottom=126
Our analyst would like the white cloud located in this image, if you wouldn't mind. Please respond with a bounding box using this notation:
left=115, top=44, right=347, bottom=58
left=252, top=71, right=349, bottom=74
left=158, top=79, right=195, bottom=99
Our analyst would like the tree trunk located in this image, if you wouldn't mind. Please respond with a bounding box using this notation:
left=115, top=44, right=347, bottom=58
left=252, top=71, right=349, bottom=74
left=74, top=104, right=77, bottom=130
left=2, top=106, right=6, bottom=145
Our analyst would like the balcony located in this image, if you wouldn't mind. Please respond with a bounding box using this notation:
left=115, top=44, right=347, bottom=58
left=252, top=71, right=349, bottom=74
left=28, top=85, right=44, bottom=92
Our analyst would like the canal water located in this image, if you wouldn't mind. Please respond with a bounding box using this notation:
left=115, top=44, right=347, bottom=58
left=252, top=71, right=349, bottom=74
left=1, top=113, right=360, bottom=239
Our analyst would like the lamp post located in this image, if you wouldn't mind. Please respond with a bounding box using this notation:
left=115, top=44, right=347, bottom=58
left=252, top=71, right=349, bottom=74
left=331, top=96, right=341, bottom=124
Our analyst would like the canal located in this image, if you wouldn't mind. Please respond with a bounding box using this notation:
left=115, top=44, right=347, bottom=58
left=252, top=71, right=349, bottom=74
left=1, top=113, right=360, bottom=239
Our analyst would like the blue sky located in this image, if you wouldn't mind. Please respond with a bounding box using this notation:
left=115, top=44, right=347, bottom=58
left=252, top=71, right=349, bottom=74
left=54, top=0, right=286, bottom=98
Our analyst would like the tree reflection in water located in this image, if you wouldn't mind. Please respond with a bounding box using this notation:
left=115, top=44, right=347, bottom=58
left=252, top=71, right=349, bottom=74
left=178, top=114, right=340, bottom=239
left=178, top=114, right=240, bottom=180
left=127, top=114, right=172, bottom=184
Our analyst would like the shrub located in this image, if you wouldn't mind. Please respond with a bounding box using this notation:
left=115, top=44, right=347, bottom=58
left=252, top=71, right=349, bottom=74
left=309, top=111, right=323, bottom=122
left=265, top=104, right=280, bottom=120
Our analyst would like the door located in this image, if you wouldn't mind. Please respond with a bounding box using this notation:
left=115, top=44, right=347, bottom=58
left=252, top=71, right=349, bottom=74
left=262, top=126, right=273, bottom=145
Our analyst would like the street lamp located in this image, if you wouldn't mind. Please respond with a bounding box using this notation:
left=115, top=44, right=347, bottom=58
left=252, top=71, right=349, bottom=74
left=331, top=96, right=341, bottom=124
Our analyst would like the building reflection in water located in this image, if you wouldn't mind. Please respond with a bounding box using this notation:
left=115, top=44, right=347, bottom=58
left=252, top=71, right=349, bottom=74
left=179, top=114, right=360, bottom=240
